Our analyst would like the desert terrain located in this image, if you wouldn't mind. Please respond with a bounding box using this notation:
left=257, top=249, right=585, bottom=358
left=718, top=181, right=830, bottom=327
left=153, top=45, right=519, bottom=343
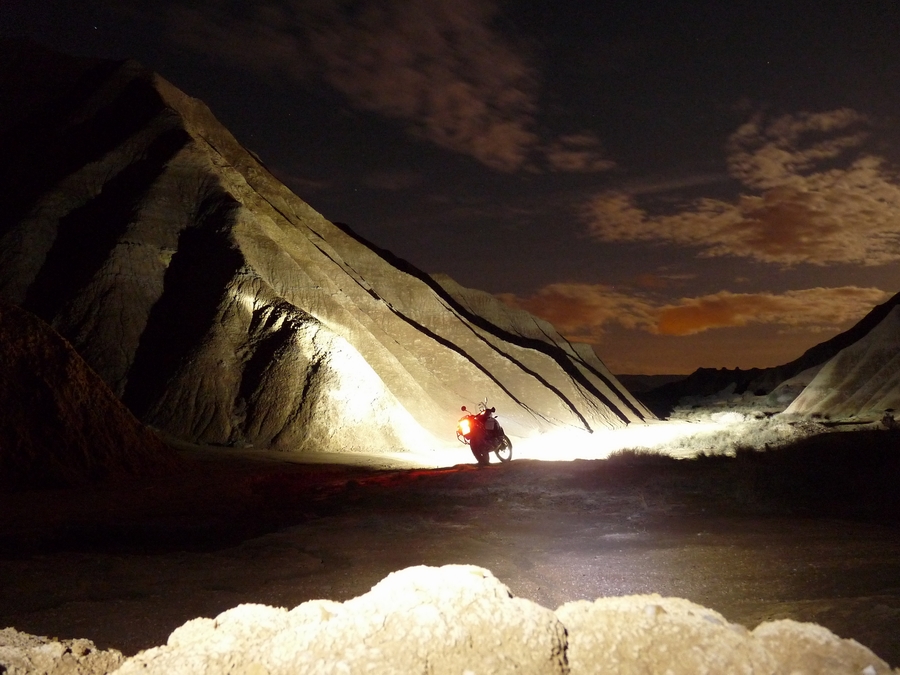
left=2, top=418, right=899, bottom=667
left=2, top=42, right=900, bottom=672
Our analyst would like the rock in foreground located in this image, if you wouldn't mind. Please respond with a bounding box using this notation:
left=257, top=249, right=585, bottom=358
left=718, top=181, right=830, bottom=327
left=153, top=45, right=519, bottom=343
left=118, top=565, right=567, bottom=675
left=559, top=595, right=893, bottom=674
left=11, top=565, right=880, bottom=675
left=0, top=628, right=123, bottom=675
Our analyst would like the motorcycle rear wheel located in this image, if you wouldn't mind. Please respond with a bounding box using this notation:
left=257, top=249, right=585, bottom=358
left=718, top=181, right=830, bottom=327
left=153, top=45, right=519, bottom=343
left=494, top=434, right=512, bottom=463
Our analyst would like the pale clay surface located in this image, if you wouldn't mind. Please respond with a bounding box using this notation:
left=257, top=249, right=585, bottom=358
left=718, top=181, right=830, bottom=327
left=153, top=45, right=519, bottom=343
left=105, top=565, right=896, bottom=675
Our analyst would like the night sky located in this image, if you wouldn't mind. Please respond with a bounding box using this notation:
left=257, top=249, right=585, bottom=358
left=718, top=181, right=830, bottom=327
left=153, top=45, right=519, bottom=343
left=4, top=1, right=900, bottom=374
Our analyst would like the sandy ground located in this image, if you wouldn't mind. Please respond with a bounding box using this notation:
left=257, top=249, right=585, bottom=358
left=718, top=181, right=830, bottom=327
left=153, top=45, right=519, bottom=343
left=1, top=420, right=899, bottom=667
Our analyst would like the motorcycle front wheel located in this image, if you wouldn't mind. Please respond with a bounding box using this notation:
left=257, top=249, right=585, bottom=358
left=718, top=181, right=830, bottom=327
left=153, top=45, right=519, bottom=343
left=471, top=439, right=491, bottom=465
left=494, top=434, right=512, bottom=463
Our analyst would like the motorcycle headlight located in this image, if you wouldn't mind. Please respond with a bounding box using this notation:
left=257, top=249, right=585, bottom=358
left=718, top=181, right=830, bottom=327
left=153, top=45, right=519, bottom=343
left=458, top=418, right=471, bottom=435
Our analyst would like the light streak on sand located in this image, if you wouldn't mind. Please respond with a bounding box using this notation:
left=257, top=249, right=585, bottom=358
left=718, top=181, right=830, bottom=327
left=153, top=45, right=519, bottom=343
left=270, top=414, right=748, bottom=470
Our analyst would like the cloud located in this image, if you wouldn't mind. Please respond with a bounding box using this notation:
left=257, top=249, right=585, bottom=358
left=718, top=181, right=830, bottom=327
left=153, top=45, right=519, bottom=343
left=585, top=109, right=900, bottom=266
left=654, top=287, right=890, bottom=336
left=309, top=0, right=542, bottom=172
left=631, top=273, right=694, bottom=290
left=501, top=284, right=889, bottom=341
left=611, top=172, right=731, bottom=197
left=161, top=0, right=537, bottom=171
left=727, top=109, right=871, bottom=189
left=160, top=0, right=613, bottom=173
left=542, top=134, right=616, bottom=173
left=165, top=3, right=313, bottom=80
left=499, top=284, right=661, bottom=339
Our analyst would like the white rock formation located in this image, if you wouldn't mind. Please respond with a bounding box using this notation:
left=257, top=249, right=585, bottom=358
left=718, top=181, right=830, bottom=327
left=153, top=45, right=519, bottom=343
left=99, top=566, right=900, bottom=674
left=558, top=595, right=894, bottom=674
left=768, top=363, right=824, bottom=407
left=787, top=306, right=900, bottom=419
left=116, top=565, right=568, bottom=675
left=3, top=565, right=895, bottom=675
left=0, top=43, right=651, bottom=454
left=0, top=628, right=123, bottom=675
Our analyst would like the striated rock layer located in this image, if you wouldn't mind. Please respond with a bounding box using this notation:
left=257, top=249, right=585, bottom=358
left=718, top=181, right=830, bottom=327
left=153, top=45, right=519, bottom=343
left=787, top=305, right=900, bottom=419
left=0, top=41, right=651, bottom=453
left=6, top=565, right=891, bottom=675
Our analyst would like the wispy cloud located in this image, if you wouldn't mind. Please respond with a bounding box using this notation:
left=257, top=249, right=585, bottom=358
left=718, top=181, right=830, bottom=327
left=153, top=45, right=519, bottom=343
left=501, top=284, right=889, bottom=341
left=631, top=273, right=695, bottom=290
left=585, top=109, right=900, bottom=266
left=727, top=109, right=871, bottom=189
left=619, top=173, right=732, bottom=196
left=160, top=0, right=613, bottom=173
left=654, top=287, right=890, bottom=336
left=542, top=134, right=616, bottom=173
left=309, top=0, right=541, bottom=172
left=498, top=284, right=657, bottom=338
left=165, top=3, right=313, bottom=80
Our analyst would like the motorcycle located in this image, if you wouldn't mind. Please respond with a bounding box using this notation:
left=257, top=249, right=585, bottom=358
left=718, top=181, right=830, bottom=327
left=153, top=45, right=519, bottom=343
left=456, top=402, right=513, bottom=465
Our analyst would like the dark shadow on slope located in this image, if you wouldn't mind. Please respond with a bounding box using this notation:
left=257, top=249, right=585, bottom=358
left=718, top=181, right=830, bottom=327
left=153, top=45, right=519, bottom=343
left=23, top=127, right=191, bottom=322
left=122, top=194, right=244, bottom=419
left=0, top=65, right=171, bottom=239
left=238, top=302, right=301, bottom=404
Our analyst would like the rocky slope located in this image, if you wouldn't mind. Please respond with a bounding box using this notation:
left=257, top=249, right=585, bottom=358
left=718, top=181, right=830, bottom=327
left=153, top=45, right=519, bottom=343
left=787, top=305, right=900, bottom=418
left=2, top=565, right=892, bottom=674
left=0, top=629, right=123, bottom=675
left=641, top=291, right=900, bottom=416
left=0, top=41, right=651, bottom=454
left=0, top=300, right=177, bottom=488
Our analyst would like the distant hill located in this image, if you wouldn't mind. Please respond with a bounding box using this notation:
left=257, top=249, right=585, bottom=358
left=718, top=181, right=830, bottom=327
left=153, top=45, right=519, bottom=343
left=639, top=290, right=900, bottom=416
left=614, top=374, right=689, bottom=395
